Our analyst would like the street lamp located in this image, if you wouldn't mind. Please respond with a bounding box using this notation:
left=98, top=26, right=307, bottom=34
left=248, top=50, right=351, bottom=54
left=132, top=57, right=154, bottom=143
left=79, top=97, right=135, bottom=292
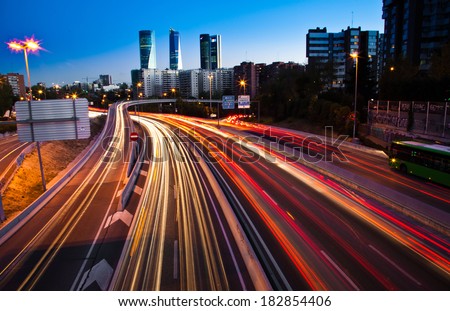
left=7, top=37, right=42, bottom=101
left=136, top=82, right=142, bottom=99
left=37, top=89, right=46, bottom=100
left=239, top=79, right=247, bottom=95
left=7, top=36, right=47, bottom=191
left=239, top=79, right=248, bottom=116
left=171, top=88, right=177, bottom=113
left=350, top=52, right=359, bottom=141
left=208, top=73, right=213, bottom=117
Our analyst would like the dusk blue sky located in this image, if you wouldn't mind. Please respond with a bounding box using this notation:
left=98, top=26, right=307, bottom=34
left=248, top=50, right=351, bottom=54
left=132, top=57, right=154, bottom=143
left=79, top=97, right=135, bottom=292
left=1, top=1, right=384, bottom=86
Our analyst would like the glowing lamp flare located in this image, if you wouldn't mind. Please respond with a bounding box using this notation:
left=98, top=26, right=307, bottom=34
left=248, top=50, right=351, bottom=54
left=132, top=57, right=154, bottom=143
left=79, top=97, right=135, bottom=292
left=7, top=40, right=24, bottom=51
left=7, top=37, right=42, bottom=53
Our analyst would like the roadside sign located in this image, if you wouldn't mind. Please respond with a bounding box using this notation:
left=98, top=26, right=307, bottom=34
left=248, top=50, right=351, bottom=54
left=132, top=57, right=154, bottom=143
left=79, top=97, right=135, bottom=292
left=238, top=95, right=250, bottom=109
left=222, top=95, right=235, bottom=110
left=15, top=98, right=90, bottom=142
left=130, top=132, right=139, bottom=141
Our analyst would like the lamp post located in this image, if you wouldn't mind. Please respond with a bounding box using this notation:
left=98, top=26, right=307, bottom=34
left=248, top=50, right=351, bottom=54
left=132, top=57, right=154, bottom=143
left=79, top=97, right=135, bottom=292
left=7, top=37, right=47, bottom=191
left=8, top=37, right=41, bottom=100
left=208, top=73, right=213, bottom=117
left=239, top=79, right=247, bottom=116
left=351, top=52, right=359, bottom=141
left=171, top=88, right=177, bottom=113
left=136, top=82, right=142, bottom=100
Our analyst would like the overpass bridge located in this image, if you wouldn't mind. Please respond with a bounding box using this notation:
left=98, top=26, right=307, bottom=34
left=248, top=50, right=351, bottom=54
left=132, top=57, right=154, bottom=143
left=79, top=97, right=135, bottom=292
left=124, top=98, right=260, bottom=121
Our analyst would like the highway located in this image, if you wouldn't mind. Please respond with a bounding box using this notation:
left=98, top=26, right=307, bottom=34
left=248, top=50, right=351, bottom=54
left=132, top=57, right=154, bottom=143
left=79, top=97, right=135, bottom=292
left=227, top=120, right=449, bottom=214
left=0, top=134, right=31, bottom=193
left=0, top=104, right=265, bottom=291
left=0, top=106, right=448, bottom=290
left=112, top=116, right=261, bottom=290
left=149, top=114, right=450, bottom=290
left=0, top=103, right=133, bottom=290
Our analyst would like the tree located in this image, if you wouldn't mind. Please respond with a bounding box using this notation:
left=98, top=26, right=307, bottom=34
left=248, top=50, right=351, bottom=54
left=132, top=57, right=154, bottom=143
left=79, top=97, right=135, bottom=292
left=429, top=43, right=450, bottom=81
left=379, top=58, right=419, bottom=100
left=0, top=78, right=14, bottom=117
left=429, top=43, right=450, bottom=101
left=259, top=68, right=322, bottom=122
left=380, top=44, right=450, bottom=101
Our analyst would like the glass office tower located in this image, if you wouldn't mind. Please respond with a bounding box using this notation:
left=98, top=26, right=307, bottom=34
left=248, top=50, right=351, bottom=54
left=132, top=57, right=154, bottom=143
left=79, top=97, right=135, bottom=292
left=200, top=34, right=222, bottom=70
left=200, top=34, right=211, bottom=70
left=139, top=30, right=156, bottom=69
left=210, top=35, right=222, bottom=70
left=169, top=29, right=182, bottom=70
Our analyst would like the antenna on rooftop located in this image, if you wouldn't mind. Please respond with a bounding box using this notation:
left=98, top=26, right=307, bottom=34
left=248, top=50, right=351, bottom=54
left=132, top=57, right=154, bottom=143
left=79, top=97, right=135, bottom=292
left=351, top=11, right=354, bottom=28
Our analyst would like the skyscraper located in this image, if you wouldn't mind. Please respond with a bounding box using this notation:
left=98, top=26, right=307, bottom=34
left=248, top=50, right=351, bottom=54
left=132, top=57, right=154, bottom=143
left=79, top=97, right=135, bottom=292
left=200, top=34, right=222, bottom=70
left=382, top=0, right=450, bottom=72
left=210, top=35, right=222, bottom=70
left=200, top=34, right=211, bottom=70
left=169, top=29, right=182, bottom=70
left=139, top=30, right=156, bottom=69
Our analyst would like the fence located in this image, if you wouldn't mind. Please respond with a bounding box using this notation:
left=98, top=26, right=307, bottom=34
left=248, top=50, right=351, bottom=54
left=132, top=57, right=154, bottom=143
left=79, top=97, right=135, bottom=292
left=367, top=100, right=449, bottom=140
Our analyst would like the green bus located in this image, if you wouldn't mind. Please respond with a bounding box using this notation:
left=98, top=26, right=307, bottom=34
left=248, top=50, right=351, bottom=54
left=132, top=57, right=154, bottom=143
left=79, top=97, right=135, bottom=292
left=389, top=141, right=450, bottom=187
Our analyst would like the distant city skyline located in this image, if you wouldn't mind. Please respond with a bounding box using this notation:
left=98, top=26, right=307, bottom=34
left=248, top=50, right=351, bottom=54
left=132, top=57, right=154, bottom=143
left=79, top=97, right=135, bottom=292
left=0, top=1, right=384, bottom=85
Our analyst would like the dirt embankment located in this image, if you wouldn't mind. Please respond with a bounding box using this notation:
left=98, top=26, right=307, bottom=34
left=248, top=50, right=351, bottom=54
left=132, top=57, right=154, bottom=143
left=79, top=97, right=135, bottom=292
left=1, top=115, right=106, bottom=220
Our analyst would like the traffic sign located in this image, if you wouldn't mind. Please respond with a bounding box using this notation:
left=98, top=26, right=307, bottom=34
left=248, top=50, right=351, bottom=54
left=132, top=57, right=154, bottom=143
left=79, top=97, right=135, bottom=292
left=222, top=95, right=235, bottom=110
left=238, top=95, right=250, bottom=109
left=130, top=132, right=139, bottom=141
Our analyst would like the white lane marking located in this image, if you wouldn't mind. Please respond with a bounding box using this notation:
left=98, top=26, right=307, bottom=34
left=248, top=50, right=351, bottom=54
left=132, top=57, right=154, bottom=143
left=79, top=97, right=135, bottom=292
left=116, top=189, right=123, bottom=197
left=79, top=259, right=113, bottom=291
left=140, top=170, right=148, bottom=176
left=369, top=245, right=422, bottom=286
left=104, top=215, right=112, bottom=229
left=104, top=210, right=133, bottom=228
left=0, top=142, right=28, bottom=162
left=133, top=185, right=143, bottom=195
left=263, top=190, right=278, bottom=206
left=321, top=250, right=360, bottom=290
left=173, top=240, right=179, bottom=279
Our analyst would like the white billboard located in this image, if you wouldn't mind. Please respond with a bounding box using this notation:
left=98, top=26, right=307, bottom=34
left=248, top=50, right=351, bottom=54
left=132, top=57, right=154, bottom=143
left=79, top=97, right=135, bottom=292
left=16, top=98, right=91, bottom=142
